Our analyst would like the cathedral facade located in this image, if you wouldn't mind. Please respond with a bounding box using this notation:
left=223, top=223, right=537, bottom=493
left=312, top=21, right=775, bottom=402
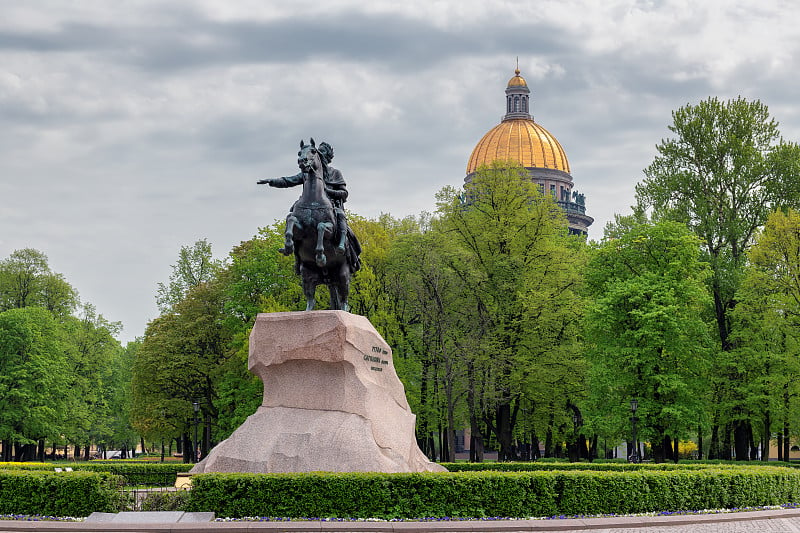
left=465, top=68, right=593, bottom=235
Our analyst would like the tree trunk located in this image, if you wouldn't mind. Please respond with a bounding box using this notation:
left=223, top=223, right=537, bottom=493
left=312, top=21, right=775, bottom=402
left=438, top=423, right=447, bottom=463
left=784, top=420, right=790, bottom=462
left=589, top=435, right=598, bottom=460
left=722, top=423, right=733, bottom=460
left=418, top=358, right=433, bottom=459
left=544, top=411, right=554, bottom=458
left=733, top=420, right=750, bottom=460
left=182, top=433, right=192, bottom=463
left=697, top=426, right=703, bottom=460
left=673, top=437, right=679, bottom=463
left=466, top=360, right=484, bottom=462
left=709, top=423, right=719, bottom=459
left=445, top=406, right=456, bottom=464
left=494, top=403, right=515, bottom=461
left=469, top=431, right=484, bottom=462
left=762, top=411, right=770, bottom=461
left=203, top=413, right=211, bottom=460
left=778, top=433, right=784, bottom=461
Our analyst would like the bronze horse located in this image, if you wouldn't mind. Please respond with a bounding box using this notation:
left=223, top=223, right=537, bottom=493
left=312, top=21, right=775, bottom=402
left=259, top=139, right=357, bottom=311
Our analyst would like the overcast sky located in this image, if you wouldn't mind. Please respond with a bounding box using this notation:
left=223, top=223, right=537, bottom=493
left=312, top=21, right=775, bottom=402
left=2, top=0, right=799, bottom=343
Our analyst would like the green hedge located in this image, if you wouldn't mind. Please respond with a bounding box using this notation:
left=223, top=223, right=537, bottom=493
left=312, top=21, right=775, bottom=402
left=0, top=470, right=124, bottom=517
left=0, top=462, right=192, bottom=486
left=186, top=467, right=800, bottom=519
left=186, top=471, right=558, bottom=519
left=555, top=468, right=800, bottom=515
left=441, top=461, right=736, bottom=472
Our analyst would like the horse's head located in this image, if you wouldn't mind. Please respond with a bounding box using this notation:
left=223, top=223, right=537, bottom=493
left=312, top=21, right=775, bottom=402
left=298, top=138, right=322, bottom=174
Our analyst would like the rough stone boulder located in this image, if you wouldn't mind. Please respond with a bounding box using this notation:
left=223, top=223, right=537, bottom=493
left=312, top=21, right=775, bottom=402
left=191, top=311, right=445, bottom=473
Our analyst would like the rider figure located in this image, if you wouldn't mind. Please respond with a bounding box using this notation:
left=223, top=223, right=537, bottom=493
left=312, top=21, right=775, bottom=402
left=318, top=142, right=349, bottom=255
left=258, top=141, right=350, bottom=256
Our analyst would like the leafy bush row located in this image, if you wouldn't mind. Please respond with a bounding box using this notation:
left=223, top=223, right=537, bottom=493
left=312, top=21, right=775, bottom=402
left=186, top=467, right=800, bottom=518
left=0, top=470, right=125, bottom=517
left=0, top=462, right=192, bottom=485
left=441, top=461, right=741, bottom=472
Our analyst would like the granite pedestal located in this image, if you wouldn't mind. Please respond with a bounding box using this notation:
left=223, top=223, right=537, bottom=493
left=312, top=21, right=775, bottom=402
left=191, top=311, right=444, bottom=473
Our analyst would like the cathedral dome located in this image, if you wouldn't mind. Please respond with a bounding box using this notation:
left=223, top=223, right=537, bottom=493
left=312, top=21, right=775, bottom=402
left=466, top=118, right=570, bottom=175
left=507, top=68, right=527, bottom=87
left=464, top=66, right=592, bottom=235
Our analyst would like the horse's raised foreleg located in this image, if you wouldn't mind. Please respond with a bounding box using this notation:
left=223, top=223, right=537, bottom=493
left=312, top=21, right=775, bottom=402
left=315, top=221, right=333, bottom=267
left=280, top=214, right=300, bottom=256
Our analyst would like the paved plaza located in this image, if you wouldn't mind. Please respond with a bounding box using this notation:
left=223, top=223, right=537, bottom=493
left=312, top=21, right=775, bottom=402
left=3, top=509, right=800, bottom=533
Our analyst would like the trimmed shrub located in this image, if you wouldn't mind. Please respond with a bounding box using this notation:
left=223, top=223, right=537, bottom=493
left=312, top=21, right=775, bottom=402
left=186, top=467, right=800, bottom=519
left=140, top=490, right=191, bottom=512
left=186, top=471, right=558, bottom=519
left=554, top=467, right=800, bottom=515
left=0, top=470, right=125, bottom=517
left=441, top=461, right=722, bottom=472
left=0, top=462, right=191, bottom=486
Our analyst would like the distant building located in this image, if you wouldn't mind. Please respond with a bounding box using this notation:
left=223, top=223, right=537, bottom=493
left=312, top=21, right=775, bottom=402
left=465, top=67, right=593, bottom=235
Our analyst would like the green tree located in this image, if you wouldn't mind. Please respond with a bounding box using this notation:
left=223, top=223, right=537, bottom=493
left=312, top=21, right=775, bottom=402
left=384, top=228, right=472, bottom=462
left=635, top=96, right=800, bottom=459
left=104, top=340, right=140, bottom=457
left=132, top=279, right=231, bottom=462
left=59, top=304, right=123, bottom=459
left=0, top=249, right=78, bottom=315
left=434, top=161, right=587, bottom=460
left=734, top=209, right=800, bottom=460
left=585, top=216, right=713, bottom=462
left=0, top=307, right=70, bottom=460
left=213, top=225, right=299, bottom=439
left=156, top=239, right=223, bottom=313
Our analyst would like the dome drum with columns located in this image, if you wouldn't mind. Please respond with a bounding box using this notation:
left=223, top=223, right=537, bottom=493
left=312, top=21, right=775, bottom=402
left=466, top=68, right=592, bottom=235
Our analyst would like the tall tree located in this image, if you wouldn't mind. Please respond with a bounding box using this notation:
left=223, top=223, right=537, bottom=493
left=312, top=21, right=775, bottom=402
left=435, top=161, right=587, bottom=460
left=0, top=249, right=78, bottom=315
left=584, top=216, right=713, bottom=462
left=156, top=239, right=223, bottom=313
left=733, top=209, right=800, bottom=460
left=214, top=225, right=299, bottom=439
left=60, top=304, right=123, bottom=459
left=104, top=340, right=140, bottom=457
left=0, top=307, right=70, bottom=460
left=636, top=97, right=800, bottom=349
left=635, top=96, right=800, bottom=459
left=132, top=279, right=230, bottom=462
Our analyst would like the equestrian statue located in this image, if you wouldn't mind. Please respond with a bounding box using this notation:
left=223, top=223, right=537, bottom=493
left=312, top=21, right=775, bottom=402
left=257, top=139, right=361, bottom=312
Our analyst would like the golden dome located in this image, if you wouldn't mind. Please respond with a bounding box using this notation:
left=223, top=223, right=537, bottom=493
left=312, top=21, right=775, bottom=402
left=507, top=68, right=527, bottom=87
left=466, top=118, right=570, bottom=174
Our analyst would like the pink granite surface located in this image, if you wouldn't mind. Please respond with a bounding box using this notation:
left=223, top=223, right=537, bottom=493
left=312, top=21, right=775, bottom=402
left=191, top=311, right=444, bottom=473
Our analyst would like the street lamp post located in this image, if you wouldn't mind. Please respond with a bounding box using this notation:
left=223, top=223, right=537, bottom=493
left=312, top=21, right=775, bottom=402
left=629, top=398, right=640, bottom=463
left=192, top=401, right=200, bottom=463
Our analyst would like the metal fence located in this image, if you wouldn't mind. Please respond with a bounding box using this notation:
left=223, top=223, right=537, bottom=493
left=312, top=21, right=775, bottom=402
left=121, top=470, right=188, bottom=511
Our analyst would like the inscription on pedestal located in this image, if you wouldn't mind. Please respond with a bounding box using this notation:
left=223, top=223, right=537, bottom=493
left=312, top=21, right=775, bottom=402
left=365, top=346, right=389, bottom=371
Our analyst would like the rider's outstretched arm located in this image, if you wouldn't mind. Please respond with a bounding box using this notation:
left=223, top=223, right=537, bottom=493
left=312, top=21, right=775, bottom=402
left=257, top=172, right=304, bottom=187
